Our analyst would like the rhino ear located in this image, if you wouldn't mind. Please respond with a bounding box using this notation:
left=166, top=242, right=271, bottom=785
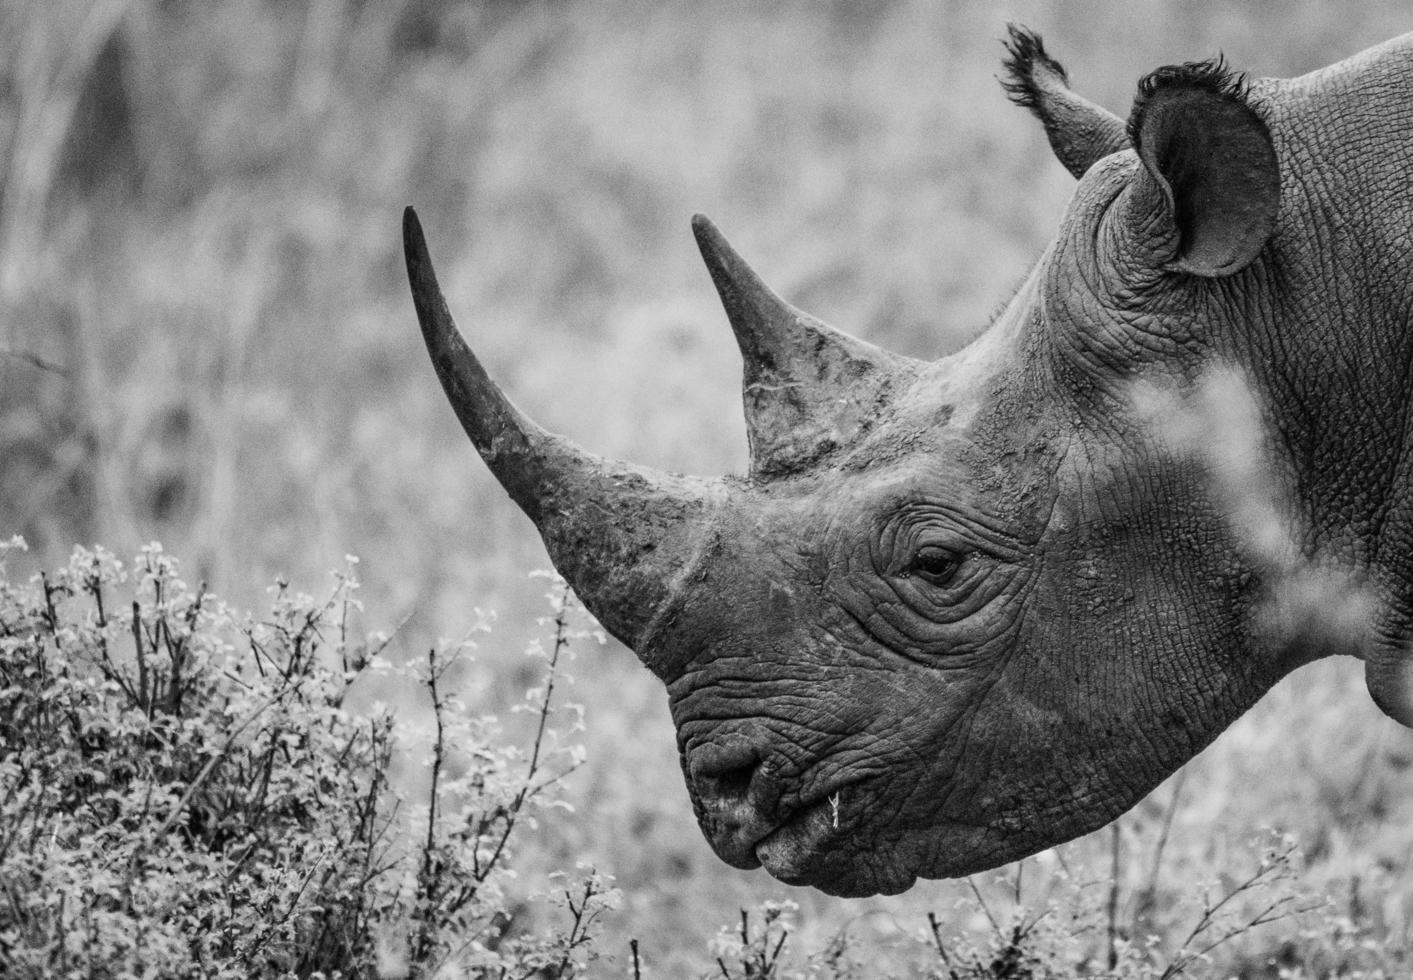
left=1000, top=24, right=1129, bottom=179
left=1125, top=58, right=1280, bottom=278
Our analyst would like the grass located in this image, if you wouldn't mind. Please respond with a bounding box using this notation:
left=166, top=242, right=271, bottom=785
left=3, top=0, right=1413, bottom=975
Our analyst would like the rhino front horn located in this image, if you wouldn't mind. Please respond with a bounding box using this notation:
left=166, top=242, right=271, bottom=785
left=404, top=206, right=721, bottom=655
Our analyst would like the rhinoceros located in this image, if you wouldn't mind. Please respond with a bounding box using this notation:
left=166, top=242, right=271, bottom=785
left=402, top=27, right=1413, bottom=897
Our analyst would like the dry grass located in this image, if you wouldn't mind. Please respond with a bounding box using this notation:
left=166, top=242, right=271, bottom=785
left=3, top=0, right=1413, bottom=974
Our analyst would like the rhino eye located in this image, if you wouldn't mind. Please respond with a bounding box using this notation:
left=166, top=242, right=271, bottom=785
left=908, top=545, right=963, bottom=587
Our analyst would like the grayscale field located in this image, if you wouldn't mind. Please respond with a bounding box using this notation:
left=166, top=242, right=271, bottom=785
left=3, top=2, right=1411, bottom=976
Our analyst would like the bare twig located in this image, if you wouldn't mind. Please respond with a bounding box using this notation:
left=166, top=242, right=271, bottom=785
left=1134, top=768, right=1189, bottom=936
left=767, top=928, right=789, bottom=973
left=1149, top=769, right=1188, bottom=892
left=1108, top=820, right=1122, bottom=970
left=132, top=600, right=150, bottom=713
left=411, top=646, right=450, bottom=973
left=927, top=911, right=961, bottom=980
left=966, top=876, right=1004, bottom=942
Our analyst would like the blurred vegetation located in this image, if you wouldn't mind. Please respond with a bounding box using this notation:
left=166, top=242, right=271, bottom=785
left=3, top=0, right=1413, bottom=975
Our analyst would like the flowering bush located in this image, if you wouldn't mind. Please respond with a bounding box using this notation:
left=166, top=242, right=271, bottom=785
left=0, top=539, right=615, bottom=979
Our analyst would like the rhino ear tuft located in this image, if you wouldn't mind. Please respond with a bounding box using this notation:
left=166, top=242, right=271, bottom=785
left=1000, top=24, right=1129, bottom=180
left=1127, top=57, right=1280, bottom=277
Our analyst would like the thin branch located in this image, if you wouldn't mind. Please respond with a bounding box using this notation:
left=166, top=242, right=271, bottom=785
left=411, top=645, right=450, bottom=973
left=1147, top=768, right=1188, bottom=895
left=132, top=600, right=149, bottom=713
left=1184, top=898, right=1313, bottom=966
left=474, top=582, right=574, bottom=883
left=1159, top=840, right=1308, bottom=980
left=1107, top=820, right=1122, bottom=970
left=927, top=911, right=961, bottom=980
left=966, top=877, right=1004, bottom=942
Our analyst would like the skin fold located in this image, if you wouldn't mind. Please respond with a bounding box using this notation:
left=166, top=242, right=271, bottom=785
left=404, top=28, right=1413, bottom=897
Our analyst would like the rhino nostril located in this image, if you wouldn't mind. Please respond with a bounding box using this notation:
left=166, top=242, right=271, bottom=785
left=690, top=742, right=761, bottom=798
left=699, top=760, right=757, bottom=803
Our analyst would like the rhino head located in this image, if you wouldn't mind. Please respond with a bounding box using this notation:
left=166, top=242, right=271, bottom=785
left=404, top=26, right=1413, bottom=896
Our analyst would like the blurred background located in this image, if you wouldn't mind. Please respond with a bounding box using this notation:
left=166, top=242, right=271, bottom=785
left=4, top=0, right=1412, bottom=973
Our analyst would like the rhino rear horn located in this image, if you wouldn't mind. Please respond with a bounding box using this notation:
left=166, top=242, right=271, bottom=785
left=404, top=206, right=720, bottom=656
left=1001, top=24, right=1129, bottom=179
left=691, top=215, right=921, bottom=479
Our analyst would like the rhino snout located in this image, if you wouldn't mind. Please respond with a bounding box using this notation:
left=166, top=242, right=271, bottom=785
left=685, top=738, right=790, bottom=868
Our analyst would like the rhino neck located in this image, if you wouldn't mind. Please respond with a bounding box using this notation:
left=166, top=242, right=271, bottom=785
left=1217, top=45, right=1413, bottom=659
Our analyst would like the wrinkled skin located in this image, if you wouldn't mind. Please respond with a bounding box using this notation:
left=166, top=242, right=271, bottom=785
left=649, top=272, right=1272, bottom=896
left=405, top=30, right=1413, bottom=896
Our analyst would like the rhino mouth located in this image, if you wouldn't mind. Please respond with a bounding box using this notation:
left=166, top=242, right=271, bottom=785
left=753, top=795, right=840, bottom=884
left=698, top=776, right=860, bottom=877
left=746, top=778, right=869, bottom=885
